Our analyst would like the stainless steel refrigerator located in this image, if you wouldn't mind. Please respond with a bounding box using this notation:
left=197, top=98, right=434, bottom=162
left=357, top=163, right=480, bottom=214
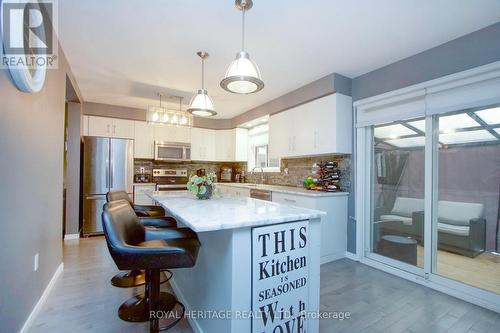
left=82, top=136, right=134, bottom=235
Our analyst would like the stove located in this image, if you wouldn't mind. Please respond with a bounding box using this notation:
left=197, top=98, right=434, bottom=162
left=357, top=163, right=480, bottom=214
left=153, top=169, right=188, bottom=191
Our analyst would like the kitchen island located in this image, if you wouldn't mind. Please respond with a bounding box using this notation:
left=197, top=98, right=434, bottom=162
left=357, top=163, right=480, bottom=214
left=149, top=191, right=326, bottom=333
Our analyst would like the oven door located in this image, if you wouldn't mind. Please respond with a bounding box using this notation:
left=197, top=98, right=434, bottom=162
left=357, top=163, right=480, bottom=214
left=155, top=184, right=188, bottom=192
left=155, top=142, right=187, bottom=161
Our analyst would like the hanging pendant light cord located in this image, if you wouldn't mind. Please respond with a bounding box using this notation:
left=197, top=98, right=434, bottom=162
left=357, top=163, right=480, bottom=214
left=241, top=6, right=246, bottom=51
left=201, top=57, right=205, bottom=90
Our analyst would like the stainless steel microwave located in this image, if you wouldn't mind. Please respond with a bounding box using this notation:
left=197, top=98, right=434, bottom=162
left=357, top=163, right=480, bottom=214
left=154, top=142, right=191, bottom=161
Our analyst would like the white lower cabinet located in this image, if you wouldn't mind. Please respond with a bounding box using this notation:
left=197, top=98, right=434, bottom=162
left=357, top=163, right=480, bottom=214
left=133, top=184, right=156, bottom=205
left=217, top=184, right=250, bottom=198
left=272, top=192, right=348, bottom=264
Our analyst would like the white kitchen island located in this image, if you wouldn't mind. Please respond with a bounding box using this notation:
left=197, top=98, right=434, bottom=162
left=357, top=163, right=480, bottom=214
left=149, top=191, right=326, bottom=333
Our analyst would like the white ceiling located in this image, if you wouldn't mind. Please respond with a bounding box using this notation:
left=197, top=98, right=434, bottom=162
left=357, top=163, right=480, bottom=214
left=58, top=0, right=500, bottom=119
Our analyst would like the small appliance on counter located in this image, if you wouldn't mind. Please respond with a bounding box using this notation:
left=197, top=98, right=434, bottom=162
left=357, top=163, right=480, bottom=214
left=134, top=173, right=152, bottom=183
left=219, top=167, right=233, bottom=182
left=304, top=161, right=341, bottom=192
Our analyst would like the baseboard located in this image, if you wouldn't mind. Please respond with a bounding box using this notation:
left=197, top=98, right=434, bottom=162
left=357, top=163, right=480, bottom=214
left=169, top=277, right=204, bottom=333
left=345, top=251, right=360, bottom=261
left=320, top=251, right=346, bottom=264
left=63, top=233, right=79, bottom=241
left=19, top=262, right=64, bottom=333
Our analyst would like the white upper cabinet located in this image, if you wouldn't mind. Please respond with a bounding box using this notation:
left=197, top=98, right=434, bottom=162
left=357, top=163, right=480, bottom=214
left=112, top=118, right=135, bottom=139
left=214, top=130, right=235, bottom=161
left=214, top=128, right=248, bottom=161
left=269, top=93, right=352, bottom=163
left=134, top=121, right=155, bottom=159
left=85, top=115, right=135, bottom=139
left=191, top=127, right=215, bottom=161
left=234, top=128, right=248, bottom=161
left=84, top=115, right=250, bottom=162
left=153, top=124, right=191, bottom=143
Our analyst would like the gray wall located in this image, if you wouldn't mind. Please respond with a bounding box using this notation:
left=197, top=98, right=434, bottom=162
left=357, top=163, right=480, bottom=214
left=83, top=73, right=352, bottom=129
left=352, top=22, right=500, bottom=101
left=0, top=46, right=81, bottom=332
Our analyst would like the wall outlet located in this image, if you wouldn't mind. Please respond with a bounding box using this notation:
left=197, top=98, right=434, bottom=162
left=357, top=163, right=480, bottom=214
left=34, top=253, right=39, bottom=272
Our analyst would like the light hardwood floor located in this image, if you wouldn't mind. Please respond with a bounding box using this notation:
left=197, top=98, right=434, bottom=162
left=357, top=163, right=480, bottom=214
left=415, top=246, right=500, bottom=294
left=29, top=237, right=500, bottom=333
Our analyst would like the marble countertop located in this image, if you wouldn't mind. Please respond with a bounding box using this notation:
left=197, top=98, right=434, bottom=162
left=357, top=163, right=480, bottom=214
left=149, top=191, right=326, bottom=232
left=217, top=183, right=349, bottom=197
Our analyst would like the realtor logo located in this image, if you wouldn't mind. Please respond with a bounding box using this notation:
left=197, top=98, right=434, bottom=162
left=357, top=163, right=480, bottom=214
left=1, top=0, right=58, bottom=68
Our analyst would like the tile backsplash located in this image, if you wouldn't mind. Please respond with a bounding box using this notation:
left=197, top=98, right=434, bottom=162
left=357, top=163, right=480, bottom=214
left=245, top=154, right=351, bottom=192
left=134, top=159, right=247, bottom=179
left=135, top=154, right=351, bottom=192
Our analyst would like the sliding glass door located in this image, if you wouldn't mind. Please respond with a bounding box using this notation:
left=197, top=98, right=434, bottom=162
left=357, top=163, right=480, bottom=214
left=433, top=108, right=500, bottom=294
left=363, top=105, right=500, bottom=295
left=368, top=118, right=426, bottom=271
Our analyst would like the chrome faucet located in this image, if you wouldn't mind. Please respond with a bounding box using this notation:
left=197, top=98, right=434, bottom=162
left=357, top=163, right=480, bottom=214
left=252, top=167, right=265, bottom=185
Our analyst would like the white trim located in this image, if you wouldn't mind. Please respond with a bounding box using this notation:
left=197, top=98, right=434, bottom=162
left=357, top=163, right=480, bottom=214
left=19, top=262, right=64, bottom=333
left=360, top=257, right=500, bottom=313
left=354, top=60, right=500, bottom=108
left=354, top=61, right=500, bottom=126
left=320, top=251, right=346, bottom=264
left=63, top=233, right=80, bottom=241
left=169, top=277, right=203, bottom=333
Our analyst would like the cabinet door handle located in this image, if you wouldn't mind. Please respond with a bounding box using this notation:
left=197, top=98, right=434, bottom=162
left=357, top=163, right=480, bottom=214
left=113, top=125, right=116, bottom=135
left=284, top=198, right=297, bottom=203
left=107, top=124, right=110, bottom=134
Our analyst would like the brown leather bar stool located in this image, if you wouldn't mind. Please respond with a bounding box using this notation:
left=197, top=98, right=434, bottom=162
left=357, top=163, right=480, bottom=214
left=106, top=191, right=177, bottom=288
left=102, top=200, right=199, bottom=331
left=107, top=190, right=166, bottom=217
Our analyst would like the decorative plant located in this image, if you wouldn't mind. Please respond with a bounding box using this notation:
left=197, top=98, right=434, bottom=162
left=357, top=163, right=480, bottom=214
left=187, top=171, right=216, bottom=199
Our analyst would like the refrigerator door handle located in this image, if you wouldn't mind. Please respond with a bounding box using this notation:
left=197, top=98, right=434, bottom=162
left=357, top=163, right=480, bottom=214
left=86, top=195, right=103, bottom=200
left=110, top=141, right=114, bottom=189
left=105, top=140, right=110, bottom=189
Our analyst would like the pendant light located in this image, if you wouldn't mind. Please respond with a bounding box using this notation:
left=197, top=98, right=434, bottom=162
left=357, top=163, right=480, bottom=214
left=147, top=93, right=193, bottom=127
left=220, top=0, right=264, bottom=94
left=187, top=51, right=217, bottom=117
left=147, top=93, right=167, bottom=123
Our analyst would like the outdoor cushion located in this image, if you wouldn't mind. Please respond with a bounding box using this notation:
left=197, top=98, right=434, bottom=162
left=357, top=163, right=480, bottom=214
left=437, top=223, right=470, bottom=236
left=380, top=214, right=413, bottom=226
left=390, top=197, right=424, bottom=218
left=438, top=201, right=483, bottom=226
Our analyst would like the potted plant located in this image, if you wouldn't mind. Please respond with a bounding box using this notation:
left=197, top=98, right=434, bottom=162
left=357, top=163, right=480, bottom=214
left=187, top=169, right=216, bottom=200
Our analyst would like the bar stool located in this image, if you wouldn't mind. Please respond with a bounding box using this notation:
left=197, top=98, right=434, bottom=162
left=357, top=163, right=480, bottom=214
left=106, top=191, right=177, bottom=287
left=102, top=200, right=199, bottom=331
left=107, top=190, right=165, bottom=217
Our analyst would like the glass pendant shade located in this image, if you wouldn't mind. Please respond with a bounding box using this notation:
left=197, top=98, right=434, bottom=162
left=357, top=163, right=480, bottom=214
left=221, top=51, right=264, bottom=94
left=188, top=89, right=216, bottom=117
left=146, top=96, right=193, bottom=127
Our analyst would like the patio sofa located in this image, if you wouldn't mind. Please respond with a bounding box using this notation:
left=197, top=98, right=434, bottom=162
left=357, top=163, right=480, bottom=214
left=376, top=197, right=486, bottom=258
